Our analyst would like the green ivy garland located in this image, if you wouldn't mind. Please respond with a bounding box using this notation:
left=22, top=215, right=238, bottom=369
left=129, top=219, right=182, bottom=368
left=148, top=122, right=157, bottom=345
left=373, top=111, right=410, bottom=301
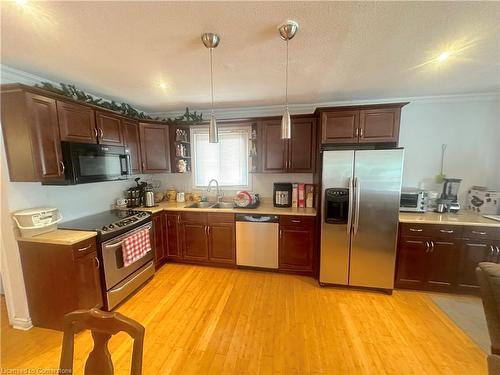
left=34, top=82, right=203, bottom=124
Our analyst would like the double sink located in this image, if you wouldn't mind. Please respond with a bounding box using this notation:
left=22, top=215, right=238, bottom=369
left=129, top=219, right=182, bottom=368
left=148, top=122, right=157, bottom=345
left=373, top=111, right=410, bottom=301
left=184, top=202, right=235, bottom=209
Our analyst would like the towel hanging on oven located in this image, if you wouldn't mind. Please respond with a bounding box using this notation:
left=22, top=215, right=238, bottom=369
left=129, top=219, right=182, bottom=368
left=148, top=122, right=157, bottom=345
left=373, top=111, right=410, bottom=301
left=122, top=229, right=152, bottom=267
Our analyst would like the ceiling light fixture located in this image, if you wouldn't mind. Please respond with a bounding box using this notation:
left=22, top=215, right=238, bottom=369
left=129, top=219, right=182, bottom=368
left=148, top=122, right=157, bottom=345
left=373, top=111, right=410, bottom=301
left=15, top=0, right=28, bottom=6
left=159, top=82, right=167, bottom=90
left=438, top=51, right=451, bottom=62
left=201, top=32, right=220, bottom=143
left=278, top=20, right=299, bottom=140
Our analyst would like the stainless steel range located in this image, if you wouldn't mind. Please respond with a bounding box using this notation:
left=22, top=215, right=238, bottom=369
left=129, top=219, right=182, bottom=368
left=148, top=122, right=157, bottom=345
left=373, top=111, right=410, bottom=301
left=60, top=209, right=154, bottom=310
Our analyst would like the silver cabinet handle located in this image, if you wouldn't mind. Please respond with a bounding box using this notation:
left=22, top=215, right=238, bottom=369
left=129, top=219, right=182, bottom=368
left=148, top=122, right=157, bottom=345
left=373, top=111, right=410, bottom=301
left=354, top=128, right=359, bottom=137
left=353, top=177, right=360, bottom=235
left=425, top=241, right=430, bottom=252
left=472, top=231, right=487, bottom=235
left=77, top=244, right=92, bottom=252
left=439, top=229, right=454, bottom=233
left=496, top=246, right=500, bottom=256
left=58, top=160, right=65, bottom=175
left=93, top=128, right=98, bottom=139
left=490, top=245, right=496, bottom=256
left=99, top=128, right=104, bottom=139
left=359, top=128, right=364, bottom=137
left=430, top=241, right=435, bottom=252
left=291, top=219, right=301, bottom=223
left=205, top=225, right=208, bottom=236
left=94, top=257, right=100, bottom=269
left=410, top=228, right=423, bottom=232
left=279, top=230, right=283, bottom=239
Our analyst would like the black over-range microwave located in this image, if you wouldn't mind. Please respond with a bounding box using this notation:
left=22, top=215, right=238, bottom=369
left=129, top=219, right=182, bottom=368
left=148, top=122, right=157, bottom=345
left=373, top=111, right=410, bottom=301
left=50, top=142, right=131, bottom=185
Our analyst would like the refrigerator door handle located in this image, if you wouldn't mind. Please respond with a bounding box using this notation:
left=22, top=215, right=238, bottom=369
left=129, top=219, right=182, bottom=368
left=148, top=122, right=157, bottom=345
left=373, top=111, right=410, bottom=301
left=347, top=177, right=354, bottom=235
left=353, top=177, right=361, bottom=235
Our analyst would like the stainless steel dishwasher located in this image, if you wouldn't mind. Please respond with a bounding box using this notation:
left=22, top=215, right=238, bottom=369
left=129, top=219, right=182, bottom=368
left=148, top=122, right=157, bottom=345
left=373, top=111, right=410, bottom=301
left=235, top=214, right=279, bottom=269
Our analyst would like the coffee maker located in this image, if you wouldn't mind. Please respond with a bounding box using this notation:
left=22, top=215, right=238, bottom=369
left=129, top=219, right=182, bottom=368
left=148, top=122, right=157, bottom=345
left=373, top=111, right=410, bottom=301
left=126, top=177, right=147, bottom=208
left=437, top=178, right=461, bottom=213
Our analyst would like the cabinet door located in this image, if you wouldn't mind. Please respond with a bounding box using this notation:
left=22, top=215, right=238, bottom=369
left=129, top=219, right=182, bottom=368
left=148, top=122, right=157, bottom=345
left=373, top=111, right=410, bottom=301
left=457, top=241, right=499, bottom=293
left=95, top=111, right=124, bottom=146
left=359, top=108, right=400, bottom=143
left=182, top=223, right=209, bottom=261
left=122, top=119, right=142, bottom=174
left=261, top=119, right=286, bottom=172
left=288, top=117, right=316, bottom=173
left=139, top=123, right=171, bottom=173
left=208, top=223, right=235, bottom=264
left=426, top=240, right=460, bottom=292
left=26, top=93, right=65, bottom=183
left=279, top=227, right=314, bottom=272
left=166, top=213, right=182, bottom=259
left=57, top=100, right=97, bottom=143
left=152, top=213, right=166, bottom=267
left=75, top=252, right=103, bottom=309
left=395, top=237, right=429, bottom=289
left=321, top=111, right=359, bottom=144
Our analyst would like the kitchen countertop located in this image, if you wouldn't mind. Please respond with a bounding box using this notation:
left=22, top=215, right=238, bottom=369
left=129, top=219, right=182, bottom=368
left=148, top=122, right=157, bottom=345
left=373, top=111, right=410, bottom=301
left=133, top=200, right=317, bottom=217
left=399, top=211, right=500, bottom=227
left=16, top=229, right=97, bottom=245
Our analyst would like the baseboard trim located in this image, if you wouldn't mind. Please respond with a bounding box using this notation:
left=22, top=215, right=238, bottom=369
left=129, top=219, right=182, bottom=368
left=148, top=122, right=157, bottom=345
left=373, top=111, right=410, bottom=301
left=11, top=316, right=33, bottom=330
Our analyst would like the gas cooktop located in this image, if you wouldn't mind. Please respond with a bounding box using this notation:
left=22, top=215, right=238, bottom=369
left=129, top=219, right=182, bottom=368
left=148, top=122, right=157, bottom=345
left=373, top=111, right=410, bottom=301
left=60, top=209, right=151, bottom=240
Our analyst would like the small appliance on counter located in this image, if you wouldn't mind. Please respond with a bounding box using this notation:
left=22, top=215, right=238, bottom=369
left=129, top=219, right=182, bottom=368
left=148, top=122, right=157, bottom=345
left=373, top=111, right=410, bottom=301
left=12, top=207, right=62, bottom=237
left=273, top=183, right=292, bottom=207
left=234, top=191, right=260, bottom=209
left=436, top=178, right=462, bottom=213
left=126, top=177, right=147, bottom=208
left=399, top=188, right=428, bottom=213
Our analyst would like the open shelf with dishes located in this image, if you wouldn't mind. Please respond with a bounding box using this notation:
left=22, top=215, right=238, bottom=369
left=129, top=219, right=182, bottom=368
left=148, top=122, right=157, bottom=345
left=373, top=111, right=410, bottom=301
left=170, top=124, right=192, bottom=173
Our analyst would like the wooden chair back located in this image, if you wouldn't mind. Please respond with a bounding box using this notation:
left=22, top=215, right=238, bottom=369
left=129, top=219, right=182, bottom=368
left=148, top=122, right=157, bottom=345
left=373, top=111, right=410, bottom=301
left=59, top=308, right=145, bottom=375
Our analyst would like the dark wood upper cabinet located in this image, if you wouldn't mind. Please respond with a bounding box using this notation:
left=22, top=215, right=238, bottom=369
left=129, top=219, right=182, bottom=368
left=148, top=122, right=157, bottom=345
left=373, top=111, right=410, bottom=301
left=260, top=117, right=316, bottom=173
left=321, top=111, right=359, bottom=144
left=288, top=117, right=316, bottom=173
left=122, top=119, right=142, bottom=174
left=95, top=110, right=124, bottom=146
left=1, top=88, right=65, bottom=182
left=139, top=122, right=171, bottom=173
left=207, top=213, right=235, bottom=264
left=359, top=107, right=401, bottom=143
left=165, top=213, right=182, bottom=260
left=261, top=119, right=286, bottom=172
left=27, top=94, right=65, bottom=183
left=57, top=100, right=97, bottom=143
left=318, top=103, right=407, bottom=145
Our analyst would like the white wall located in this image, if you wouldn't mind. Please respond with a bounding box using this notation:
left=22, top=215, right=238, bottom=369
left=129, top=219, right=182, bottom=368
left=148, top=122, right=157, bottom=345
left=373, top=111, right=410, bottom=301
left=399, top=95, right=500, bottom=204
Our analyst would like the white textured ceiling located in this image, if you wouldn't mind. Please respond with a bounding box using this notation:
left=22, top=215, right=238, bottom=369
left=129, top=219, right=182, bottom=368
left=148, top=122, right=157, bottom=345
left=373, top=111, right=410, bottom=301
left=1, top=1, right=499, bottom=112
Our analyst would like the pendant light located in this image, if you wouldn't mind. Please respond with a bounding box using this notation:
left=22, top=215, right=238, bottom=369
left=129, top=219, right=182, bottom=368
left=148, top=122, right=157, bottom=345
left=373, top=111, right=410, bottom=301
left=201, top=32, right=220, bottom=143
left=278, top=20, right=299, bottom=139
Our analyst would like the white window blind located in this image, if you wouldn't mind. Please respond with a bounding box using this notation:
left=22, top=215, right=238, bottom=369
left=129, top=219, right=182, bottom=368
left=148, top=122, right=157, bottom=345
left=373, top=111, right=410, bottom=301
left=192, top=127, right=250, bottom=188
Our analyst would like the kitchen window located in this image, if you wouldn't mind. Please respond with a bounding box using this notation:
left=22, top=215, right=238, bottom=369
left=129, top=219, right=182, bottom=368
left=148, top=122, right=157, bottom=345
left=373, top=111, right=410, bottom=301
left=191, top=126, right=251, bottom=189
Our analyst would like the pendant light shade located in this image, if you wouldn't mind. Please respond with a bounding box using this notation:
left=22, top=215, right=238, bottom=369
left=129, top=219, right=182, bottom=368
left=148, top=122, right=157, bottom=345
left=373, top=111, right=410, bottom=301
left=202, top=32, right=220, bottom=143
left=209, top=111, right=218, bottom=143
left=278, top=20, right=298, bottom=140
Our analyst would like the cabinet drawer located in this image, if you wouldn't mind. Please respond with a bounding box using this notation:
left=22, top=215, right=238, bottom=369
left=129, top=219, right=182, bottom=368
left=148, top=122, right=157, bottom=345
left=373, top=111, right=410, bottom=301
left=208, top=212, right=234, bottom=224
left=280, top=215, right=315, bottom=227
left=463, top=226, right=499, bottom=240
left=181, top=212, right=207, bottom=224
left=433, top=225, right=463, bottom=239
left=400, top=223, right=435, bottom=237
left=72, top=238, right=97, bottom=258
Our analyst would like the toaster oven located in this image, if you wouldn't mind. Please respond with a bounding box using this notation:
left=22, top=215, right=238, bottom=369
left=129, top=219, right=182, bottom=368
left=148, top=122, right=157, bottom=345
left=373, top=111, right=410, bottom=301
left=400, top=190, right=428, bottom=212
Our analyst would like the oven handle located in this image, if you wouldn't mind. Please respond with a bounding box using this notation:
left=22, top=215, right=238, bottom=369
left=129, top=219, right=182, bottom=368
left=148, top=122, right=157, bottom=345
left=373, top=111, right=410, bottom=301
left=102, top=222, right=152, bottom=249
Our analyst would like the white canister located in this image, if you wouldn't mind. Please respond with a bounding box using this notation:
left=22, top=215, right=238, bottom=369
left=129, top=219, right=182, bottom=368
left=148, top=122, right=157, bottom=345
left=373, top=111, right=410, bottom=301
left=176, top=192, right=185, bottom=203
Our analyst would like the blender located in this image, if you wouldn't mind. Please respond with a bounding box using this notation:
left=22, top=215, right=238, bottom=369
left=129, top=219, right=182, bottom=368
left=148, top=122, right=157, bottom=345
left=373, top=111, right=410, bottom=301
left=436, top=178, right=462, bottom=213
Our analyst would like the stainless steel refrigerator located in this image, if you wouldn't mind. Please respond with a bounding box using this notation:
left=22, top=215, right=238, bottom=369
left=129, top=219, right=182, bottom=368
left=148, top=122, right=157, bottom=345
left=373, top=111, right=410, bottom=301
left=319, top=149, right=404, bottom=290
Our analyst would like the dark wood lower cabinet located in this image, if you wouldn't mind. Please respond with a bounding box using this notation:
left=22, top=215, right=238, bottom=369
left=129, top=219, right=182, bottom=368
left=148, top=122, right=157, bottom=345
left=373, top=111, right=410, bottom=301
left=182, top=222, right=209, bottom=261
left=17, top=237, right=102, bottom=330
left=396, top=223, right=500, bottom=294
left=165, top=213, right=182, bottom=260
left=279, top=216, right=315, bottom=275
left=207, top=214, right=235, bottom=264
left=152, top=212, right=166, bottom=268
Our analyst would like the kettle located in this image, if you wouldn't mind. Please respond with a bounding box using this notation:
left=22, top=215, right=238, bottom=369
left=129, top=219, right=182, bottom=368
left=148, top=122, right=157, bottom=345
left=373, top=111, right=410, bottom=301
left=144, top=191, right=155, bottom=207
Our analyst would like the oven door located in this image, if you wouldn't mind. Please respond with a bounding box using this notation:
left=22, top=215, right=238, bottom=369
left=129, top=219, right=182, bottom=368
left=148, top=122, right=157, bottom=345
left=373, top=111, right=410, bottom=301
left=100, top=221, right=154, bottom=291
left=62, top=142, right=131, bottom=184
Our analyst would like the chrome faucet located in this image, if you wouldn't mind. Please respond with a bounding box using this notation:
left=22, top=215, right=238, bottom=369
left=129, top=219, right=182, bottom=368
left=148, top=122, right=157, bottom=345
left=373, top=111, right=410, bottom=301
left=207, top=179, right=224, bottom=203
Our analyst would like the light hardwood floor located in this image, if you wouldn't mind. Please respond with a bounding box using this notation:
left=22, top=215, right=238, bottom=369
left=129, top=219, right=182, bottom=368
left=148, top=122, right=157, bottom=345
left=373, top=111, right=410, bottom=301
left=1, top=264, right=487, bottom=374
